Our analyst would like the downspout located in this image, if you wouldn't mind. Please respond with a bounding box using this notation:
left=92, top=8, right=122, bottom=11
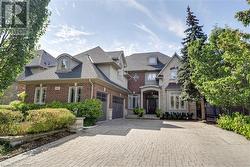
left=89, top=79, right=94, bottom=99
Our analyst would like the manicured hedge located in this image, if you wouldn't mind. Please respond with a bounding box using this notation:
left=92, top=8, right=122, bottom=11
left=0, top=110, right=28, bottom=136
left=0, top=108, right=76, bottom=136
left=8, top=99, right=103, bottom=126
left=217, top=112, right=250, bottom=140
left=26, top=108, right=75, bottom=133
left=161, top=112, right=193, bottom=120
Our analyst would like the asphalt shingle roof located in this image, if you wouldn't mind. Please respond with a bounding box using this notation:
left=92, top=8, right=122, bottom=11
left=125, top=52, right=171, bottom=71
left=20, top=47, right=129, bottom=92
left=26, top=50, right=57, bottom=68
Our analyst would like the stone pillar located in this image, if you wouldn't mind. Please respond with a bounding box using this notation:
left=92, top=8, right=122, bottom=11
left=141, top=90, right=143, bottom=109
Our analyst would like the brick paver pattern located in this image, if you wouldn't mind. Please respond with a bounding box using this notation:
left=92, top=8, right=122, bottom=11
left=1, top=119, right=250, bottom=167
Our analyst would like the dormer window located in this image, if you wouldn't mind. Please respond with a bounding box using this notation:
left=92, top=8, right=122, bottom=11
left=61, top=58, right=69, bottom=70
left=148, top=57, right=157, bottom=65
left=57, top=57, right=70, bottom=72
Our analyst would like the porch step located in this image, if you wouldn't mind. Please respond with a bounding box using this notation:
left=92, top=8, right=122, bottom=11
left=126, top=114, right=160, bottom=120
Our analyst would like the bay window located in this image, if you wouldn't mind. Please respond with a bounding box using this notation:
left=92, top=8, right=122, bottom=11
left=169, top=92, right=186, bottom=110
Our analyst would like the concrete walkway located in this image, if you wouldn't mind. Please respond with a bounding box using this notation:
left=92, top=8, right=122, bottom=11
left=1, top=119, right=250, bottom=167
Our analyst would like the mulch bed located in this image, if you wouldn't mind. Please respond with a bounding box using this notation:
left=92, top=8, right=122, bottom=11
left=0, top=131, right=74, bottom=162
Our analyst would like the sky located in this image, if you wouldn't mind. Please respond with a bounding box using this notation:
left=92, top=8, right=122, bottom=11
left=39, top=0, right=250, bottom=57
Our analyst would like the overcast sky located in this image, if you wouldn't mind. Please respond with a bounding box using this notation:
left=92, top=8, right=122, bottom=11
left=39, top=0, right=250, bottom=57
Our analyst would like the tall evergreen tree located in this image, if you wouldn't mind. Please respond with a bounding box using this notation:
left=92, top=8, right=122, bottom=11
left=178, top=6, right=207, bottom=101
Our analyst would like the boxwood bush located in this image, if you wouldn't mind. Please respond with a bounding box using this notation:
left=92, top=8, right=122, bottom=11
left=26, top=108, right=76, bottom=134
left=217, top=112, right=250, bottom=140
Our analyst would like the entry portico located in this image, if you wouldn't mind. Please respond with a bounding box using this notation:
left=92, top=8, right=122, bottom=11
left=140, top=85, right=160, bottom=114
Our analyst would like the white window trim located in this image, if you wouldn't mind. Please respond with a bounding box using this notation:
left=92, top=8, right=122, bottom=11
left=169, top=93, right=186, bottom=110
left=34, top=87, right=47, bottom=104
left=128, top=94, right=140, bottom=109
left=147, top=73, right=157, bottom=81
left=68, top=86, right=83, bottom=103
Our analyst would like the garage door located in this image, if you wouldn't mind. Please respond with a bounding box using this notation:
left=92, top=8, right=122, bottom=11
left=112, top=96, right=124, bottom=119
left=96, top=92, right=107, bottom=121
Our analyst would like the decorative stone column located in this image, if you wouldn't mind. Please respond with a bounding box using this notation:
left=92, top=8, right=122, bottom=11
left=141, top=90, right=143, bottom=109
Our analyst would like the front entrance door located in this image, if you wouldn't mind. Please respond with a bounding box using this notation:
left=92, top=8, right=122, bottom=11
left=147, top=98, right=157, bottom=114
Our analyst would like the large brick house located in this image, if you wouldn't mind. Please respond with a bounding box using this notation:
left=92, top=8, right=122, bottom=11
left=19, top=46, right=204, bottom=120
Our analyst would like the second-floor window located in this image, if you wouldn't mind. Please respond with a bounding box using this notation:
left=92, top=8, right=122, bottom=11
left=58, top=58, right=70, bottom=71
left=170, top=67, right=178, bottom=80
left=68, top=86, right=83, bottom=103
left=147, top=73, right=156, bottom=81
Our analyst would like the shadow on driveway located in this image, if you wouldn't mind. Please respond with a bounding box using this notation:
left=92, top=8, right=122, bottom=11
left=81, top=119, right=185, bottom=137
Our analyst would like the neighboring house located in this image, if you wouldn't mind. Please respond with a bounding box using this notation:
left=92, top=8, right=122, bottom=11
left=19, top=46, right=129, bottom=120
left=126, top=52, right=198, bottom=118
left=19, top=46, right=202, bottom=120
left=0, top=50, right=56, bottom=104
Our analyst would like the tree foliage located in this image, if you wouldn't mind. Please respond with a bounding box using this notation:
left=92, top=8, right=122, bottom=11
left=0, top=0, right=50, bottom=95
left=189, top=27, right=250, bottom=109
left=178, top=6, right=207, bottom=101
left=235, top=0, right=250, bottom=27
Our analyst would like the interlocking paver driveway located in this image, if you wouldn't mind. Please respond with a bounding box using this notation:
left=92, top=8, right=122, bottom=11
left=1, top=119, right=250, bottom=167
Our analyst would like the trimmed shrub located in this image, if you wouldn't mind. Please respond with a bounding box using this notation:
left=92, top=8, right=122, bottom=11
left=133, top=108, right=144, bottom=117
left=162, top=112, right=193, bottom=120
left=26, top=108, right=75, bottom=134
left=0, top=110, right=25, bottom=136
left=217, top=112, right=250, bottom=140
left=9, top=100, right=22, bottom=110
left=156, top=108, right=162, bottom=118
left=77, top=99, right=102, bottom=126
left=9, top=100, right=44, bottom=113
left=0, top=110, right=23, bottom=124
left=0, top=105, right=13, bottom=110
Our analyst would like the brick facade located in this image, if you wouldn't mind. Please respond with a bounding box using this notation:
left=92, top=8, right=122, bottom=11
left=127, top=71, right=145, bottom=94
left=24, top=80, right=127, bottom=110
left=25, top=82, right=91, bottom=103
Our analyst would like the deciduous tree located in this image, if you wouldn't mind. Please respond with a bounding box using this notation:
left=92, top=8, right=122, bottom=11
left=0, top=0, right=50, bottom=95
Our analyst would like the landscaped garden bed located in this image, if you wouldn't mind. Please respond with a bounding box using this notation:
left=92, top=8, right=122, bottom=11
left=217, top=112, right=250, bottom=140
left=0, top=130, right=74, bottom=161
left=0, top=98, right=103, bottom=161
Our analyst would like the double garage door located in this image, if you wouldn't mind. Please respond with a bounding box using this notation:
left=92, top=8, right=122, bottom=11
left=96, top=92, right=124, bottom=120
